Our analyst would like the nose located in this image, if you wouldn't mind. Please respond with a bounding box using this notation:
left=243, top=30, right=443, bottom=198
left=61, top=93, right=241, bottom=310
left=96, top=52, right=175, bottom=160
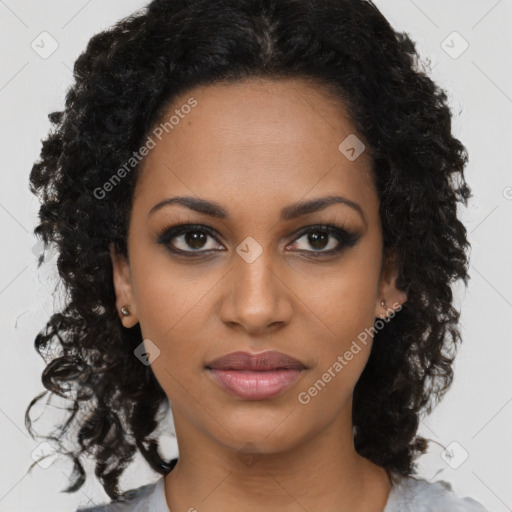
left=218, top=246, right=293, bottom=336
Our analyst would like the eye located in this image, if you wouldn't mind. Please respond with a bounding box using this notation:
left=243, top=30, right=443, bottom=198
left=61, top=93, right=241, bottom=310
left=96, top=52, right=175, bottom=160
left=287, top=224, right=360, bottom=256
left=157, top=224, right=224, bottom=255
left=157, top=221, right=361, bottom=258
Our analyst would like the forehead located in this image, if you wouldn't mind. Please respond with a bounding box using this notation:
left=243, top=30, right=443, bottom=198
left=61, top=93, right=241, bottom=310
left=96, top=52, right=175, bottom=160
left=133, top=78, right=377, bottom=220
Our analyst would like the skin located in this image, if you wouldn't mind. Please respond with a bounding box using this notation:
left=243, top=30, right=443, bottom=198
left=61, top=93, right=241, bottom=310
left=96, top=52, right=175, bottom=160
left=110, top=77, right=407, bottom=512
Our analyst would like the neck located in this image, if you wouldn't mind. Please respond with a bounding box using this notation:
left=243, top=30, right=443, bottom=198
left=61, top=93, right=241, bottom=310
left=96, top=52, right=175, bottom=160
left=164, top=406, right=392, bottom=512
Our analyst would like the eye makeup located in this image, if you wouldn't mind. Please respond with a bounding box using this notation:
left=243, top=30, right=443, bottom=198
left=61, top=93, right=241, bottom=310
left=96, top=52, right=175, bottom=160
left=155, top=215, right=362, bottom=260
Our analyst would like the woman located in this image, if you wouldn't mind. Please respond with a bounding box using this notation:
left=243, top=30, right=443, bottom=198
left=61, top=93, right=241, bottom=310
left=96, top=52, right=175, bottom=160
left=26, top=0, right=488, bottom=510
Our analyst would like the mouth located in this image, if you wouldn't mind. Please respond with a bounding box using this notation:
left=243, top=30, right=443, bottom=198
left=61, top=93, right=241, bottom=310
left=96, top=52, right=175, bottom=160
left=205, top=350, right=307, bottom=400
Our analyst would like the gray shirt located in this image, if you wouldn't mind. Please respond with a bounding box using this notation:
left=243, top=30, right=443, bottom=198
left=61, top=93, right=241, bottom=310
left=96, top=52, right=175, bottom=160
left=77, top=473, right=489, bottom=511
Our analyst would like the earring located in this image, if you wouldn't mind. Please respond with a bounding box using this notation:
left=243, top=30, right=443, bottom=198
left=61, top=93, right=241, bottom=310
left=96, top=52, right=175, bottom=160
left=380, top=299, right=387, bottom=319
left=121, top=305, right=131, bottom=316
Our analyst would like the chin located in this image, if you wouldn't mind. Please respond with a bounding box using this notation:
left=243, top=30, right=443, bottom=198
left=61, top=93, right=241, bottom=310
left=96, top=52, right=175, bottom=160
left=212, top=408, right=308, bottom=453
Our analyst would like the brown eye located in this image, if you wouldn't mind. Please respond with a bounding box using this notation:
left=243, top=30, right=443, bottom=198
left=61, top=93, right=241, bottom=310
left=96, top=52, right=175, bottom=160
left=157, top=224, right=224, bottom=255
left=287, top=224, right=360, bottom=256
left=295, top=230, right=336, bottom=251
left=181, top=231, right=208, bottom=250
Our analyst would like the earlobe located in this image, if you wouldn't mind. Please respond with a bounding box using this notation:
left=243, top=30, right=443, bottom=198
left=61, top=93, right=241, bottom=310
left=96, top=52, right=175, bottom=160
left=109, top=242, right=139, bottom=328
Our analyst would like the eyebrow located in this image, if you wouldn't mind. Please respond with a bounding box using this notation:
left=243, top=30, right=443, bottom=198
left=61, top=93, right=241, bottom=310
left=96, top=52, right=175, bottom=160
left=148, top=194, right=365, bottom=223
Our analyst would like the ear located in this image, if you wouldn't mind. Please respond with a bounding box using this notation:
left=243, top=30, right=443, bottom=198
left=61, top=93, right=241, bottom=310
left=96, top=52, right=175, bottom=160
left=374, top=248, right=407, bottom=319
left=109, top=242, right=139, bottom=328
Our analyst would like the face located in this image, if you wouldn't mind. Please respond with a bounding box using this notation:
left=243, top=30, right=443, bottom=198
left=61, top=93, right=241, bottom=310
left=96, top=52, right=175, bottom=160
left=110, top=77, right=406, bottom=455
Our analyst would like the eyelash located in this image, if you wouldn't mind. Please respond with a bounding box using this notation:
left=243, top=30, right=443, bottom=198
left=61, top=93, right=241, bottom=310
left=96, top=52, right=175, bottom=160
left=156, top=218, right=361, bottom=259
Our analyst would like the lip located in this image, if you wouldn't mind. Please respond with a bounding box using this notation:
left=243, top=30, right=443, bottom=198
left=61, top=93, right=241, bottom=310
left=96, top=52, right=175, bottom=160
left=205, top=350, right=307, bottom=400
left=206, top=350, right=306, bottom=371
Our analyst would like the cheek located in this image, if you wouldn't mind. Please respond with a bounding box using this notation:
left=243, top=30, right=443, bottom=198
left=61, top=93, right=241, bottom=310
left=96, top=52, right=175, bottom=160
left=296, top=252, right=381, bottom=397
left=129, top=244, right=217, bottom=342
left=128, top=254, right=221, bottom=397
left=296, top=296, right=375, bottom=415
left=299, top=250, right=382, bottom=340
left=327, top=273, right=378, bottom=342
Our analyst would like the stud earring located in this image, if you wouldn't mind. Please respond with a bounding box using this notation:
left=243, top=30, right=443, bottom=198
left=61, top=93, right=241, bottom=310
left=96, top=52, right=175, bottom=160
left=380, top=299, right=386, bottom=307
left=121, top=305, right=131, bottom=316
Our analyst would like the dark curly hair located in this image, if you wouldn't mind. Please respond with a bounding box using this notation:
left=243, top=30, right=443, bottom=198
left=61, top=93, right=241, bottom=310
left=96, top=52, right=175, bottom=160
left=26, top=0, right=471, bottom=502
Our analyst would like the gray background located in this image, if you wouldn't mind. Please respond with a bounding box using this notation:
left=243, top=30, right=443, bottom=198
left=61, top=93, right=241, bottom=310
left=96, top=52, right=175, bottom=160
left=1, top=0, right=511, bottom=510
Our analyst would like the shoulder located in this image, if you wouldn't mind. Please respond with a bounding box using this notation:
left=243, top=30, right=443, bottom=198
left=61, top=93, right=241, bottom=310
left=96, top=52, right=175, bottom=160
left=76, top=480, right=160, bottom=512
left=384, top=474, right=489, bottom=512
